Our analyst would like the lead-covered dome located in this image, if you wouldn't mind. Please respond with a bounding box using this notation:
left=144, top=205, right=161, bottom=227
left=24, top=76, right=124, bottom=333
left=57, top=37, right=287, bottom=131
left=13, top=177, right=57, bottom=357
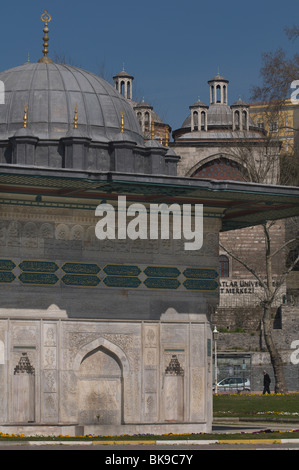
left=0, top=62, right=144, bottom=144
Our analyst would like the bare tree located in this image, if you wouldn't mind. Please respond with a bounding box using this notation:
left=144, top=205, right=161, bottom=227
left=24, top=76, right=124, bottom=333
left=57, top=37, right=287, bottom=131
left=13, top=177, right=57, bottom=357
left=228, top=135, right=281, bottom=184
left=222, top=84, right=299, bottom=391
left=53, top=52, right=81, bottom=68
left=251, top=47, right=299, bottom=103
left=250, top=24, right=299, bottom=186
left=220, top=222, right=299, bottom=393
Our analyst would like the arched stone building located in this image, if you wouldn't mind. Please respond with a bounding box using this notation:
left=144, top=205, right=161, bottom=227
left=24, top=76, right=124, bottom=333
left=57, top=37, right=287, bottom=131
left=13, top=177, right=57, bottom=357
left=113, top=67, right=171, bottom=144
left=171, top=74, right=298, bottom=390
left=0, top=13, right=299, bottom=437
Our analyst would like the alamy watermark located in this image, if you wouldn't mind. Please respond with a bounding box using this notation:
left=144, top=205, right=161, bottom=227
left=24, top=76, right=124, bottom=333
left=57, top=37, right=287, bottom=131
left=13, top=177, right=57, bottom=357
left=291, top=80, right=299, bottom=104
left=95, top=196, right=203, bottom=251
left=290, top=340, right=299, bottom=365
left=0, top=81, right=4, bottom=104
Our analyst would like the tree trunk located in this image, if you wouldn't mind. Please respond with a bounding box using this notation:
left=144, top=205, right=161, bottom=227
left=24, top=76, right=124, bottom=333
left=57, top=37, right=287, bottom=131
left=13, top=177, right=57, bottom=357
left=263, top=302, right=287, bottom=393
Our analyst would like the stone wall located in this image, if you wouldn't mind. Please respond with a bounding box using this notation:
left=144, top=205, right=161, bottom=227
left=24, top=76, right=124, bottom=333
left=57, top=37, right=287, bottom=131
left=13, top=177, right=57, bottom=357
left=212, top=306, right=299, bottom=391
left=0, top=202, right=220, bottom=433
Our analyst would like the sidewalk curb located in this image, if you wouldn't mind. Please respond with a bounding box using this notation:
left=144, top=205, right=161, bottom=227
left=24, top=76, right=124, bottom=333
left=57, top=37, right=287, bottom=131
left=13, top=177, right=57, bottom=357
left=0, top=438, right=298, bottom=446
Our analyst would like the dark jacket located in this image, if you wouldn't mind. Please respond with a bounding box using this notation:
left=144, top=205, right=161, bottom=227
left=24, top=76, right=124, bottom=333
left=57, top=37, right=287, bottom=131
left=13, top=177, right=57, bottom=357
left=264, top=373, right=271, bottom=386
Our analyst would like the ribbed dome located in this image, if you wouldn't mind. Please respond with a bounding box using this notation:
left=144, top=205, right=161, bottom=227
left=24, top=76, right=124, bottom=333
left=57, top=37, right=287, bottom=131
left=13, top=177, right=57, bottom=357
left=0, top=62, right=144, bottom=144
left=207, top=103, right=233, bottom=127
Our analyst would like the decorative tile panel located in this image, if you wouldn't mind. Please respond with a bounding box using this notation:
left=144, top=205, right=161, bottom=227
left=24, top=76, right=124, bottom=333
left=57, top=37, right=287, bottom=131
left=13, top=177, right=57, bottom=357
left=62, top=262, right=100, bottom=275
left=103, top=276, right=141, bottom=288
left=0, top=259, right=16, bottom=271
left=144, top=278, right=180, bottom=290
left=19, top=261, right=59, bottom=273
left=0, top=272, right=15, bottom=283
left=61, top=274, right=101, bottom=287
left=103, top=265, right=141, bottom=277
left=183, top=279, right=219, bottom=291
left=183, top=267, right=218, bottom=279
left=19, top=272, right=59, bottom=285
left=144, top=266, right=180, bottom=278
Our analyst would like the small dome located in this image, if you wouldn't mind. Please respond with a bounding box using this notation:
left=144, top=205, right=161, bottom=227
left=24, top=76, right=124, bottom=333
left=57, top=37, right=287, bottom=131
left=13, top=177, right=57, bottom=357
left=0, top=62, right=144, bottom=144
left=208, top=74, right=229, bottom=83
left=189, top=99, right=208, bottom=108
left=113, top=69, right=134, bottom=79
left=134, top=99, right=153, bottom=109
left=231, top=98, right=249, bottom=107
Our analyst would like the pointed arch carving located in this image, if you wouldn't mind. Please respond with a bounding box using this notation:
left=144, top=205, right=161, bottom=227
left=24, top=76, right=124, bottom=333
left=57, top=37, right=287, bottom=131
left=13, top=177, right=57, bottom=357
left=73, top=337, right=130, bottom=376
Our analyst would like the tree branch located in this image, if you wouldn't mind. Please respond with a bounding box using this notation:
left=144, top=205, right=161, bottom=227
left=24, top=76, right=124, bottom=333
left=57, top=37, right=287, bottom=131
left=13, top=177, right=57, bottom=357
left=270, top=237, right=298, bottom=259
left=273, top=253, right=299, bottom=300
left=219, top=242, right=268, bottom=293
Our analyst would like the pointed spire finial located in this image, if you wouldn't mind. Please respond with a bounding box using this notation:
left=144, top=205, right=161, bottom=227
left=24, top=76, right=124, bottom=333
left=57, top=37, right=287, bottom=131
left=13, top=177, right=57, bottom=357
left=165, top=128, right=169, bottom=146
left=23, top=105, right=28, bottom=128
left=73, top=105, right=78, bottom=129
left=151, top=120, right=155, bottom=139
left=120, top=112, right=124, bottom=133
left=38, top=10, right=53, bottom=63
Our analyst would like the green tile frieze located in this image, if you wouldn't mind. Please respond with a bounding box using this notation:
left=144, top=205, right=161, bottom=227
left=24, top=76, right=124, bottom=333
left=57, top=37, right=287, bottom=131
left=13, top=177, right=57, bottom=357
left=0, top=259, right=219, bottom=291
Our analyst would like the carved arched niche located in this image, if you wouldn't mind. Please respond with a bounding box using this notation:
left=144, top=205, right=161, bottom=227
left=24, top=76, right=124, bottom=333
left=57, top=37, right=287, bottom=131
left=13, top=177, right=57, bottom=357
left=74, top=338, right=130, bottom=425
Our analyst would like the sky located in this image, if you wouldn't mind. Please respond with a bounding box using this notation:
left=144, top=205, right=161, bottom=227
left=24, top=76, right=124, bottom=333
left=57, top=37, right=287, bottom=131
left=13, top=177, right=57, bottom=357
left=1, top=0, right=299, bottom=131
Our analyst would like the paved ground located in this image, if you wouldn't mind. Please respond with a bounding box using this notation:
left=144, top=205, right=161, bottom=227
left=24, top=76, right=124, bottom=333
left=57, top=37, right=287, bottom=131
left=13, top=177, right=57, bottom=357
left=212, top=418, right=299, bottom=433
left=0, top=420, right=298, bottom=452
left=1, top=442, right=298, bottom=451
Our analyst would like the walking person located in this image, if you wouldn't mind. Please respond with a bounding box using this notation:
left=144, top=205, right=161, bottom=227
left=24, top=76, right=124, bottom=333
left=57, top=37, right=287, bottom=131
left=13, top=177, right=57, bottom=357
left=263, top=370, right=271, bottom=394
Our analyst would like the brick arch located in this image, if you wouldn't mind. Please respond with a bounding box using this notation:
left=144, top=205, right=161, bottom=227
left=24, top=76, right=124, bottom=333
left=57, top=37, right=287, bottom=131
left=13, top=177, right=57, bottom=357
left=188, top=155, right=248, bottom=181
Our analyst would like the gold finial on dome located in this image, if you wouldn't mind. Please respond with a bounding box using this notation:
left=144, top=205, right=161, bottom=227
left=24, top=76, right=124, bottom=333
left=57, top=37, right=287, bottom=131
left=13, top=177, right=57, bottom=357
left=120, top=112, right=124, bottom=133
left=165, top=128, right=169, bottom=146
left=23, top=105, right=28, bottom=128
left=38, top=10, right=53, bottom=63
left=151, top=120, right=155, bottom=140
left=73, top=105, right=78, bottom=129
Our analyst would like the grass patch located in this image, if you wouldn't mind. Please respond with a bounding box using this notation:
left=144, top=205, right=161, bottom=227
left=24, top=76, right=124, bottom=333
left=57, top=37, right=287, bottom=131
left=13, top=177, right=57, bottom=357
left=213, top=392, right=299, bottom=419
left=0, top=393, right=298, bottom=442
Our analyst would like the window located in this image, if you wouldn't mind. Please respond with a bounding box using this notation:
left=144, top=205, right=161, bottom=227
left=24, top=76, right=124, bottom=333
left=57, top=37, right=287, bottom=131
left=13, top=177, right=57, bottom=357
left=223, top=85, right=227, bottom=103
left=242, top=110, right=247, bottom=130
left=201, top=111, right=206, bottom=130
left=287, top=247, right=299, bottom=271
left=269, top=121, right=278, bottom=132
left=216, top=85, right=221, bottom=103
left=192, top=111, right=198, bottom=130
left=219, top=255, right=229, bottom=277
left=234, top=110, right=240, bottom=130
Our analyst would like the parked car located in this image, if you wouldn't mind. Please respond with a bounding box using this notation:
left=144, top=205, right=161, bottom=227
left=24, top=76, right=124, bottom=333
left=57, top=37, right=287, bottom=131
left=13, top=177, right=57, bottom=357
left=213, top=376, right=251, bottom=392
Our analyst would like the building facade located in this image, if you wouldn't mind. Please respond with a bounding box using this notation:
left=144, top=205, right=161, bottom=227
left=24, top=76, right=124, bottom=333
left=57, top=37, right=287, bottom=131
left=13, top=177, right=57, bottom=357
left=0, top=13, right=299, bottom=438
left=168, top=74, right=299, bottom=391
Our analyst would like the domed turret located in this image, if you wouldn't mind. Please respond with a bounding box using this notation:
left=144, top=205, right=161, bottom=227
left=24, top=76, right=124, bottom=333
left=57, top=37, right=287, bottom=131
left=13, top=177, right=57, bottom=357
left=0, top=62, right=144, bottom=144
left=0, top=11, right=179, bottom=176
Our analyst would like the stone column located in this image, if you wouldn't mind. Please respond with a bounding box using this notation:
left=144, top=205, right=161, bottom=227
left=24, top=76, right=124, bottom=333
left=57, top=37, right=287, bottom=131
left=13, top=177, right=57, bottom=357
left=163, top=355, right=184, bottom=421
left=12, top=353, right=35, bottom=423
